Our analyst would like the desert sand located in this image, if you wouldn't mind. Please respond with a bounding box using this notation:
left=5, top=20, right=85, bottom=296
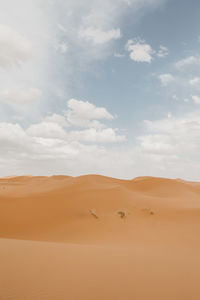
left=1, top=175, right=200, bottom=299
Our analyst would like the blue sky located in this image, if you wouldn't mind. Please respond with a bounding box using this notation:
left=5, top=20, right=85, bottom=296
left=1, top=0, right=200, bottom=180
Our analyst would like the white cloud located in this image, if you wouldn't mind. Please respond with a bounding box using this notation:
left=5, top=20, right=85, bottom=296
left=69, top=128, right=126, bottom=143
left=43, top=114, right=69, bottom=127
left=0, top=97, right=123, bottom=173
left=192, top=95, right=200, bottom=104
left=25, top=100, right=125, bottom=144
left=27, top=122, right=67, bottom=139
left=79, top=27, right=121, bottom=44
left=138, top=134, right=175, bottom=155
left=126, top=39, right=168, bottom=63
left=114, top=53, right=125, bottom=58
left=0, top=88, right=42, bottom=105
left=0, top=122, right=29, bottom=149
left=126, top=39, right=155, bottom=63
left=0, top=122, right=80, bottom=161
left=0, top=121, right=128, bottom=178
left=66, top=98, right=114, bottom=128
left=158, top=73, right=174, bottom=86
left=175, top=55, right=200, bottom=69
left=0, top=94, right=129, bottom=177
left=0, top=24, right=32, bottom=68
left=26, top=99, right=120, bottom=142
left=3, top=109, right=200, bottom=180
left=157, top=45, right=168, bottom=57
left=134, top=111, right=200, bottom=178
left=0, top=2, right=50, bottom=123
left=189, top=77, right=200, bottom=86
left=2, top=108, right=200, bottom=181
left=51, top=0, right=165, bottom=64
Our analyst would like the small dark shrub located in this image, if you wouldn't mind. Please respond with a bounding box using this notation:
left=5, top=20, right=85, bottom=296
left=117, top=211, right=126, bottom=218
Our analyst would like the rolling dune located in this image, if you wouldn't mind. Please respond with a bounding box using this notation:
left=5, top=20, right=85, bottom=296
left=1, top=175, right=200, bottom=299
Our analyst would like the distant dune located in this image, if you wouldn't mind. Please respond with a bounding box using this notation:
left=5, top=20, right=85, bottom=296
left=1, top=175, right=200, bottom=299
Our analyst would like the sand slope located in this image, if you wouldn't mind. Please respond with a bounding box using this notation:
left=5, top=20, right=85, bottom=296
left=1, top=175, right=200, bottom=299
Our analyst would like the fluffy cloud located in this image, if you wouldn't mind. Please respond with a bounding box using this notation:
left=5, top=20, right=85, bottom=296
left=157, top=45, right=168, bottom=57
left=79, top=27, right=121, bottom=44
left=175, top=55, right=200, bottom=69
left=51, top=0, right=168, bottom=66
left=158, top=73, right=174, bottom=86
left=0, top=24, right=32, bottom=68
left=189, top=77, right=200, bottom=86
left=126, top=39, right=168, bottom=63
left=0, top=122, right=79, bottom=161
left=69, top=128, right=126, bottom=143
left=137, top=111, right=200, bottom=165
left=138, top=134, right=174, bottom=155
left=27, top=99, right=125, bottom=143
left=0, top=2, right=49, bottom=123
left=2, top=109, right=200, bottom=180
left=192, top=95, right=200, bottom=104
left=53, top=0, right=165, bottom=64
left=126, top=39, right=154, bottom=63
left=0, top=129, right=126, bottom=178
left=66, top=98, right=114, bottom=128
left=27, top=122, right=67, bottom=139
left=0, top=95, right=128, bottom=176
left=125, top=111, right=200, bottom=180
left=114, top=53, right=125, bottom=58
left=27, top=111, right=125, bottom=143
left=43, top=114, right=69, bottom=127
left=0, top=98, right=123, bottom=149
left=0, top=123, right=29, bottom=149
left=0, top=88, right=42, bottom=105
left=19, top=98, right=124, bottom=143
left=0, top=121, right=128, bottom=178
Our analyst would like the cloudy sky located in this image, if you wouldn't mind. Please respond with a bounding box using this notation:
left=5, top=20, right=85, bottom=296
left=1, top=0, right=200, bottom=180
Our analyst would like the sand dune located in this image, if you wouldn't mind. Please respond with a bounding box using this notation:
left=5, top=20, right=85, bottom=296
left=1, top=175, right=200, bottom=299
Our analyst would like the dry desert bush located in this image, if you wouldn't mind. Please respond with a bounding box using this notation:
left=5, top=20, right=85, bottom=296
left=89, top=209, right=99, bottom=219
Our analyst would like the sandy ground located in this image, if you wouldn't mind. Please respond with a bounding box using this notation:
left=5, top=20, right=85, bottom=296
left=0, top=175, right=200, bottom=299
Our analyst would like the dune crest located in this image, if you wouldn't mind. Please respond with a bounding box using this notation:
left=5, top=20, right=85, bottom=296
left=0, top=174, right=200, bottom=244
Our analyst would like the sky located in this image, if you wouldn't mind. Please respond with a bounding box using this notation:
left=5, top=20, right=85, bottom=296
left=1, top=0, right=200, bottom=180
